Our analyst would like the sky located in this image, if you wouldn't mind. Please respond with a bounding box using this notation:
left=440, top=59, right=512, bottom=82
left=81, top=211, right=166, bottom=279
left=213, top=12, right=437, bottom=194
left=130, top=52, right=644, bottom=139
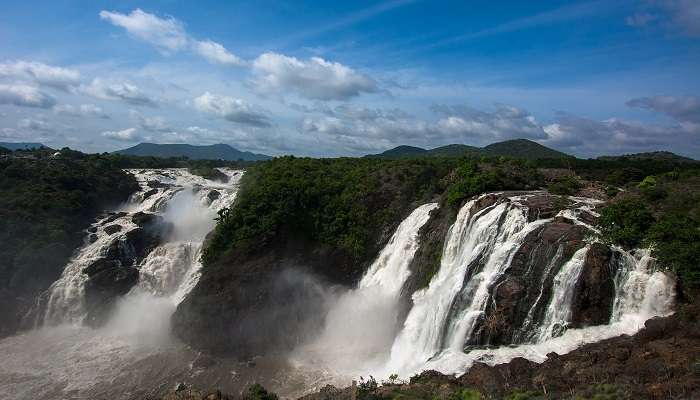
left=0, top=0, right=699, bottom=158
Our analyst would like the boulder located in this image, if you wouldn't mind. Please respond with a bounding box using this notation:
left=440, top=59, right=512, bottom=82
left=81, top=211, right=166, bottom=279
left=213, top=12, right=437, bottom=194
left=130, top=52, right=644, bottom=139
left=570, top=242, right=617, bottom=327
left=104, top=224, right=122, bottom=235
left=207, top=190, right=221, bottom=203
left=102, top=212, right=127, bottom=225
left=83, top=261, right=138, bottom=327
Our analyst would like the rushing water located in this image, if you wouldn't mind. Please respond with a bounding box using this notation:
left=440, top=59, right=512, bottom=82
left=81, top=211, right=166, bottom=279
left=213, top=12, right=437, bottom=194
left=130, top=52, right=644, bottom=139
left=0, top=188, right=676, bottom=399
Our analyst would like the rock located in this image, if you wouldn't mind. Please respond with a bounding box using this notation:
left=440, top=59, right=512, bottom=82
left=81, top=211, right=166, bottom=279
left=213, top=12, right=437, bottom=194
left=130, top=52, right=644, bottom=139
left=142, top=188, right=159, bottom=200
left=207, top=190, right=220, bottom=202
left=87, top=226, right=98, bottom=233
left=83, top=261, right=138, bottom=327
left=192, top=353, right=216, bottom=369
left=570, top=242, right=617, bottom=328
left=131, top=211, right=163, bottom=227
left=88, top=234, right=98, bottom=243
left=83, top=259, right=121, bottom=277
left=147, top=180, right=170, bottom=189
left=104, top=224, right=122, bottom=235
left=102, top=212, right=127, bottom=225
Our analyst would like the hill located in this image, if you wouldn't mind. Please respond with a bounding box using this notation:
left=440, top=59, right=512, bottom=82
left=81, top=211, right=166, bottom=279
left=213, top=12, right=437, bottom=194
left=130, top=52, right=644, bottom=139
left=597, top=151, right=696, bottom=163
left=114, top=143, right=271, bottom=161
left=367, top=138, right=570, bottom=160
left=0, top=142, right=49, bottom=151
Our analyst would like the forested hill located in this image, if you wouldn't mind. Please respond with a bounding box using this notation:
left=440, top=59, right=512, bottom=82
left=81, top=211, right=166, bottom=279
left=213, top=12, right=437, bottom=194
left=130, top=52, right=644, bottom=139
left=598, top=151, right=696, bottom=163
left=367, top=138, right=570, bottom=160
left=114, top=143, right=271, bottom=161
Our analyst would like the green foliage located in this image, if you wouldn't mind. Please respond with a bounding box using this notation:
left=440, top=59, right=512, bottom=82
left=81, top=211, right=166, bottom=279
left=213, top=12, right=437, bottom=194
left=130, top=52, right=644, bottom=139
left=645, top=213, right=700, bottom=290
left=358, top=376, right=380, bottom=400
left=244, top=383, right=279, bottom=400
left=447, top=388, right=482, bottom=400
left=203, top=156, right=453, bottom=265
left=0, top=149, right=139, bottom=324
left=574, top=383, right=628, bottom=400
left=188, top=165, right=228, bottom=181
left=504, top=390, right=543, bottom=400
left=446, top=158, right=542, bottom=206
left=604, top=186, right=619, bottom=198
left=598, top=198, right=655, bottom=248
left=547, top=175, right=582, bottom=196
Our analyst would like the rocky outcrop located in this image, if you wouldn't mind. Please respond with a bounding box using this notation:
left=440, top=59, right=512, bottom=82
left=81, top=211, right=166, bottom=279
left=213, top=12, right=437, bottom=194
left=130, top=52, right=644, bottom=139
left=570, top=242, right=617, bottom=327
left=82, top=213, right=173, bottom=326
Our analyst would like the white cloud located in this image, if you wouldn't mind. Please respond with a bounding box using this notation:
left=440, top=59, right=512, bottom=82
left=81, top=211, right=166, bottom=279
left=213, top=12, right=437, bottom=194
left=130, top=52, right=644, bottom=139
left=139, top=115, right=170, bottom=132
left=0, top=84, right=55, bottom=108
left=54, top=103, right=109, bottom=118
left=80, top=78, right=157, bottom=107
left=18, top=118, right=51, bottom=132
left=99, top=9, right=188, bottom=53
left=0, top=60, right=80, bottom=91
left=659, top=0, right=700, bottom=36
left=194, top=92, right=270, bottom=127
left=193, top=40, right=245, bottom=66
left=100, top=9, right=244, bottom=67
left=252, top=52, right=379, bottom=100
left=101, top=127, right=146, bottom=142
left=627, top=95, right=700, bottom=123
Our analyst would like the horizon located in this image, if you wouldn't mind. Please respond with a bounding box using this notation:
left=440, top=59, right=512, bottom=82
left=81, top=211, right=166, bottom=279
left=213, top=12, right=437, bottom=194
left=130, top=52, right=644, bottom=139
left=1, top=1, right=699, bottom=158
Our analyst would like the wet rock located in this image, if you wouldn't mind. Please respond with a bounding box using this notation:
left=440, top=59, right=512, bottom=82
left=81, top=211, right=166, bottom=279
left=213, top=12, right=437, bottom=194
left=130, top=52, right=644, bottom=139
left=570, top=242, right=617, bottom=328
left=104, top=224, right=122, bottom=235
left=131, top=211, right=164, bottom=227
left=207, top=190, right=220, bottom=202
left=83, top=260, right=138, bottom=327
left=83, top=259, right=121, bottom=276
left=147, top=180, right=171, bottom=189
left=88, top=234, right=98, bottom=243
left=87, top=226, right=98, bottom=233
left=102, top=212, right=127, bottom=225
left=142, top=188, right=159, bottom=200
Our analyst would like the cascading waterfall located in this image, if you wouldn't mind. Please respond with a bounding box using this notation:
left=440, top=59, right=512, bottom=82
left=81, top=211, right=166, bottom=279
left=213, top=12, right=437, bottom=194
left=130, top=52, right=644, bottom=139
left=293, top=202, right=438, bottom=375
left=38, top=168, right=243, bottom=326
left=384, top=193, right=675, bottom=377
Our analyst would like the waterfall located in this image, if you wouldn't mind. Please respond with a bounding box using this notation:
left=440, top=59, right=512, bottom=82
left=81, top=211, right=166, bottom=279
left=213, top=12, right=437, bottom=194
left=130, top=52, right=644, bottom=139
left=385, top=193, right=675, bottom=378
left=292, top=202, right=438, bottom=375
left=38, top=168, right=243, bottom=326
left=533, top=245, right=590, bottom=342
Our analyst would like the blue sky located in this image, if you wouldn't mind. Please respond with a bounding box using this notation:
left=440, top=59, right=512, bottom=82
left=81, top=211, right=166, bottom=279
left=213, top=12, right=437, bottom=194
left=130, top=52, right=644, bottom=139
left=1, top=0, right=699, bottom=158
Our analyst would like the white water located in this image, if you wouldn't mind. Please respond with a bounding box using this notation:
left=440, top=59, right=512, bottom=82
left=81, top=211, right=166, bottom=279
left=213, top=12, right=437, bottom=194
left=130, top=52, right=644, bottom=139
left=40, top=168, right=242, bottom=326
left=292, top=203, right=438, bottom=376
left=384, top=194, right=675, bottom=378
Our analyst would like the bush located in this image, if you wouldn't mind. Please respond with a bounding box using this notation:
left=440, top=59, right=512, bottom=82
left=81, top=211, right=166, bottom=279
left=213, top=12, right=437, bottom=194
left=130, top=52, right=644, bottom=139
left=548, top=175, right=582, bottom=196
left=244, top=384, right=278, bottom=400
left=598, top=198, right=655, bottom=248
left=645, top=213, right=700, bottom=291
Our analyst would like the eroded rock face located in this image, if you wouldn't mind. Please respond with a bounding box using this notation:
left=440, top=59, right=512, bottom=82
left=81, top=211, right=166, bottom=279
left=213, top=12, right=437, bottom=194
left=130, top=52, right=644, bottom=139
left=82, top=214, right=173, bottom=326
left=570, top=242, right=617, bottom=327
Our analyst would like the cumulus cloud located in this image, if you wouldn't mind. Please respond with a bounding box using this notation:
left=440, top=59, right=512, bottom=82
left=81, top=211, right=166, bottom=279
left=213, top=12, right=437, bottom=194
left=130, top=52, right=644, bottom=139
left=101, top=127, right=147, bottom=142
left=18, top=118, right=51, bottom=132
left=431, top=104, right=548, bottom=140
left=99, top=9, right=188, bottom=53
left=659, top=0, right=700, bottom=36
left=54, top=103, right=109, bottom=118
left=252, top=53, right=379, bottom=100
left=100, top=9, right=244, bottom=66
left=0, top=84, right=56, bottom=108
left=541, top=112, right=699, bottom=157
left=193, top=92, right=270, bottom=127
left=139, top=115, right=170, bottom=132
left=627, top=95, right=700, bottom=123
left=193, top=40, right=245, bottom=66
left=80, top=78, right=157, bottom=107
left=0, top=61, right=80, bottom=91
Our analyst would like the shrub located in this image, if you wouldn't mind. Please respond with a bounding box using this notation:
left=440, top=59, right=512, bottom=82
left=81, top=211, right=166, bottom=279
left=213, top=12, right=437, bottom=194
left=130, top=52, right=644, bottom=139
left=598, top=198, right=655, bottom=248
left=244, top=384, right=278, bottom=400
left=645, top=213, right=700, bottom=291
left=548, top=175, right=582, bottom=196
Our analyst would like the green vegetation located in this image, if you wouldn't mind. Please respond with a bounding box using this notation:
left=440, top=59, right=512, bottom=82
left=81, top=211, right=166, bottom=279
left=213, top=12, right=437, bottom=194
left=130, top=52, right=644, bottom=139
left=203, top=156, right=454, bottom=265
left=598, top=170, right=700, bottom=297
left=547, top=175, right=583, bottom=196
left=446, top=157, right=542, bottom=206
left=243, top=384, right=278, bottom=400
left=0, top=148, right=140, bottom=335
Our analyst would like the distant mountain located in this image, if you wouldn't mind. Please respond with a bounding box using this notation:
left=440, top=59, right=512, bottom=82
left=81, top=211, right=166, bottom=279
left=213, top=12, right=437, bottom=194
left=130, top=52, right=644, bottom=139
left=367, top=139, right=571, bottom=160
left=114, top=143, right=271, bottom=161
left=0, top=142, right=48, bottom=151
left=482, top=139, right=569, bottom=159
left=597, top=151, right=696, bottom=163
